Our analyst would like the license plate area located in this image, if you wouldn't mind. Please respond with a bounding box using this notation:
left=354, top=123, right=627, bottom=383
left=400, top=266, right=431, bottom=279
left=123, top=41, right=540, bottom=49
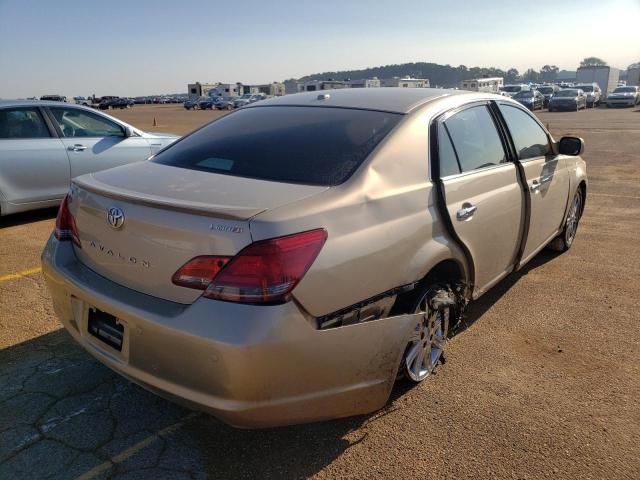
left=88, top=308, right=124, bottom=351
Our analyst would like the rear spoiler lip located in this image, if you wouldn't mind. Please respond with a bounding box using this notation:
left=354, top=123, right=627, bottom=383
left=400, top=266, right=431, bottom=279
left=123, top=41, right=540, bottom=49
left=72, top=176, right=266, bottom=220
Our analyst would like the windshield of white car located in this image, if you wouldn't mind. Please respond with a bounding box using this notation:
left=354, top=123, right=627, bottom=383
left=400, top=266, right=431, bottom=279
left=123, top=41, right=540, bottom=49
left=514, top=91, right=534, bottom=98
left=555, top=90, right=579, bottom=97
left=613, top=87, right=635, bottom=93
left=153, top=106, right=402, bottom=186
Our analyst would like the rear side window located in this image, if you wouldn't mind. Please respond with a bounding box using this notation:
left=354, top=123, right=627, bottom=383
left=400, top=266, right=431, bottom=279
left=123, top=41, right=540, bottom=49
left=437, top=123, right=461, bottom=177
left=0, top=108, right=51, bottom=139
left=153, top=106, right=402, bottom=186
left=442, top=105, right=506, bottom=173
left=499, top=104, right=550, bottom=160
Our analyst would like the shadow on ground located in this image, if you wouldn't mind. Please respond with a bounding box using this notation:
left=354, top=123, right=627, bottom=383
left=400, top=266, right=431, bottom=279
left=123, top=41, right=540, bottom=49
left=0, top=207, right=58, bottom=229
left=0, top=249, right=560, bottom=479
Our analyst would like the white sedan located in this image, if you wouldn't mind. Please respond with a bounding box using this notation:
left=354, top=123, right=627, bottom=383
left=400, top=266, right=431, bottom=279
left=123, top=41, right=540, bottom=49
left=0, top=100, right=178, bottom=216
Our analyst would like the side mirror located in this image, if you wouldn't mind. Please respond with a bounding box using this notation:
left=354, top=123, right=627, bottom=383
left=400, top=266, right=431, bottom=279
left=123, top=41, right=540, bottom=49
left=558, top=136, right=584, bottom=156
left=124, top=127, right=133, bottom=138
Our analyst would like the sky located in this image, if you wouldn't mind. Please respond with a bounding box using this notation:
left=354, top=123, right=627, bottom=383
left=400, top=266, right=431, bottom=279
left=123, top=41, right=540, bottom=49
left=0, top=0, right=638, bottom=98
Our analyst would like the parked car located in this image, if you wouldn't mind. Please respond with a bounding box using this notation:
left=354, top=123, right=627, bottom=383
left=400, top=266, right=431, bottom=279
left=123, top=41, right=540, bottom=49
left=183, top=98, right=200, bottom=110
left=233, top=94, right=265, bottom=108
left=548, top=89, right=587, bottom=111
left=40, top=95, right=67, bottom=102
left=573, top=83, right=602, bottom=107
left=606, top=86, right=640, bottom=107
left=536, top=85, right=560, bottom=107
left=197, top=97, right=219, bottom=110
left=0, top=100, right=179, bottom=216
left=499, top=84, right=530, bottom=97
left=41, top=88, right=587, bottom=428
left=215, top=96, right=237, bottom=110
left=513, top=89, right=545, bottom=111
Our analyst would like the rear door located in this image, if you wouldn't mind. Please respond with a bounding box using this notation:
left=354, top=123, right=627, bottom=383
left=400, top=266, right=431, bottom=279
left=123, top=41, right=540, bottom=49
left=497, top=103, right=570, bottom=265
left=0, top=106, right=70, bottom=205
left=434, top=103, right=524, bottom=296
left=46, top=106, right=152, bottom=179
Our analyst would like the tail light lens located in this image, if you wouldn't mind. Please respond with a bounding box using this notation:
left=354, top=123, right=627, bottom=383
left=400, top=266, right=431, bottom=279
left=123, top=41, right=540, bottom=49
left=172, top=256, right=231, bottom=290
left=173, top=229, right=327, bottom=304
left=54, top=194, right=81, bottom=247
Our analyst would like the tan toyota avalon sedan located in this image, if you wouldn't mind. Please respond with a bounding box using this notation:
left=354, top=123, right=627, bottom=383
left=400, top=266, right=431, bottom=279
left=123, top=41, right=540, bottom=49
left=42, top=88, right=587, bottom=428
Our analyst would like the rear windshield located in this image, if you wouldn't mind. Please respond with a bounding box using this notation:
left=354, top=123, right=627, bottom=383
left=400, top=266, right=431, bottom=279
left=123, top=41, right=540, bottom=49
left=555, top=90, right=579, bottom=97
left=537, top=87, right=554, bottom=94
left=576, top=85, right=593, bottom=92
left=153, top=106, right=402, bottom=186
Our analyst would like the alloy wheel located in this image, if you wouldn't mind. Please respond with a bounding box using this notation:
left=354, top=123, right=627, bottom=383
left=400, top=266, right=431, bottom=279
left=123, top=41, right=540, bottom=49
left=565, top=191, right=582, bottom=247
left=404, top=297, right=449, bottom=382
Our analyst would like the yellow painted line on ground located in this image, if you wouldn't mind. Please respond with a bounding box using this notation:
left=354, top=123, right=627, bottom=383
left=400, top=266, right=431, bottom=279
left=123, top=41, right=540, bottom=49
left=0, top=267, right=42, bottom=282
left=75, top=413, right=198, bottom=480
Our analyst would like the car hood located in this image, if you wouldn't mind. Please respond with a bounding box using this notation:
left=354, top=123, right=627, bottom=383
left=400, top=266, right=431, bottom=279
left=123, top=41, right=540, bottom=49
left=141, top=131, right=179, bottom=139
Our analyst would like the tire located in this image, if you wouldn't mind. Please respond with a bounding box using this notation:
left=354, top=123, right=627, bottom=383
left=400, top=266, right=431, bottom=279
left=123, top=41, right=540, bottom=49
left=400, top=286, right=455, bottom=383
left=548, top=188, right=583, bottom=252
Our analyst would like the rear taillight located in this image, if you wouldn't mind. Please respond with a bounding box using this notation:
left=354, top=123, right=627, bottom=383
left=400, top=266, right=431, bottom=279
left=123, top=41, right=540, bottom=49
left=173, top=229, right=327, bottom=304
left=54, top=194, right=81, bottom=247
left=172, top=256, right=231, bottom=290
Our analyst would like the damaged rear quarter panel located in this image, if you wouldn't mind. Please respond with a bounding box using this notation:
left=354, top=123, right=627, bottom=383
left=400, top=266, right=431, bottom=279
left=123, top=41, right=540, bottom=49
left=249, top=108, right=469, bottom=318
left=230, top=311, right=424, bottom=427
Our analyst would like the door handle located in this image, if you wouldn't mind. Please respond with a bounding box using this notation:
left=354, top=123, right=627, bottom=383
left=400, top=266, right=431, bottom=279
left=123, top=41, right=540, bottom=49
left=530, top=180, right=541, bottom=193
left=68, top=144, right=87, bottom=152
left=539, top=174, right=553, bottom=184
left=456, top=203, right=477, bottom=221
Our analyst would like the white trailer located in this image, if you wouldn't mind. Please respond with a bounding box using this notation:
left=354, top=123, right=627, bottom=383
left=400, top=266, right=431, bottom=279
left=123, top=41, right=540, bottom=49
left=576, top=66, right=620, bottom=94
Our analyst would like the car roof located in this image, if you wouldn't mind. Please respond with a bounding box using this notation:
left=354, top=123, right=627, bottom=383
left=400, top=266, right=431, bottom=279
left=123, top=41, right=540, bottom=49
left=0, top=99, right=78, bottom=108
left=246, top=87, right=464, bottom=114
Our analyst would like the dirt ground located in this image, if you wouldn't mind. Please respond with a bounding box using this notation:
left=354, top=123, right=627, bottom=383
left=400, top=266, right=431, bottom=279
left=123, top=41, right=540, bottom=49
left=1, top=104, right=639, bottom=479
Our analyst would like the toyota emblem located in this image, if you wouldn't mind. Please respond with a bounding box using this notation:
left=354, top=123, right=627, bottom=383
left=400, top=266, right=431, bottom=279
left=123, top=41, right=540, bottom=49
left=107, top=207, right=125, bottom=229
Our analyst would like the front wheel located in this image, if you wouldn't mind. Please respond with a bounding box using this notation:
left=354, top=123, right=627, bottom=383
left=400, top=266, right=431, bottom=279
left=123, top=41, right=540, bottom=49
left=401, top=287, right=451, bottom=383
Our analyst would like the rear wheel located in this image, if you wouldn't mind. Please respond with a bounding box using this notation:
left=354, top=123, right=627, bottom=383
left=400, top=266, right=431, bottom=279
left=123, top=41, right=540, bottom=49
left=401, top=287, right=451, bottom=383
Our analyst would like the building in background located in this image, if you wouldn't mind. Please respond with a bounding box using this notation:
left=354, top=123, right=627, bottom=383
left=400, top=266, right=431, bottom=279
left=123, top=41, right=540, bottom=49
left=626, top=67, right=640, bottom=86
left=299, top=80, right=348, bottom=91
left=576, top=66, right=620, bottom=94
left=348, top=77, right=381, bottom=88
left=461, top=77, right=503, bottom=93
left=380, top=76, right=430, bottom=88
left=253, top=82, right=286, bottom=96
left=187, top=82, right=218, bottom=98
left=283, top=80, right=301, bottom=95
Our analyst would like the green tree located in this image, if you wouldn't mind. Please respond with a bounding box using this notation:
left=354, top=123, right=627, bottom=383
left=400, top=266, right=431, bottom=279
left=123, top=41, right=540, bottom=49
left=540, top=65, right=559, bottom=82
left=505, top=68, right=520, bottom=83
left=580, top=57, right=607, bottom=67
left=522, top=68, right=540, bottom=83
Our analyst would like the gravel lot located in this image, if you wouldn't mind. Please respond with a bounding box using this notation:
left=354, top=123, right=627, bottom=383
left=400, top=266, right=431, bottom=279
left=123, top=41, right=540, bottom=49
left=1, top=105, right=638, bottom=479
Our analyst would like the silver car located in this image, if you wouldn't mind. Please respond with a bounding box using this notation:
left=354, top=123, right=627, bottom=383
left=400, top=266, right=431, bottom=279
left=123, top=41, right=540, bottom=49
left=42, top=89, right=587, bottom=427
left=606, top=86, right=640, bottom=107
left=0, top=101, right=178, bottom=216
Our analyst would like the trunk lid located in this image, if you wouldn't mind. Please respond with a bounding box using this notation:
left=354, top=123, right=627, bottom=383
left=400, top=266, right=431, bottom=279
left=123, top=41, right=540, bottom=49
left=70, top=162, right=327, bottom=304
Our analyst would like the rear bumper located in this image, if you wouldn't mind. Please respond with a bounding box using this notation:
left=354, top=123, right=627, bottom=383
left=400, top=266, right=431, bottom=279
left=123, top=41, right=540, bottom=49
left=42, top=235, right=418, bottom=428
